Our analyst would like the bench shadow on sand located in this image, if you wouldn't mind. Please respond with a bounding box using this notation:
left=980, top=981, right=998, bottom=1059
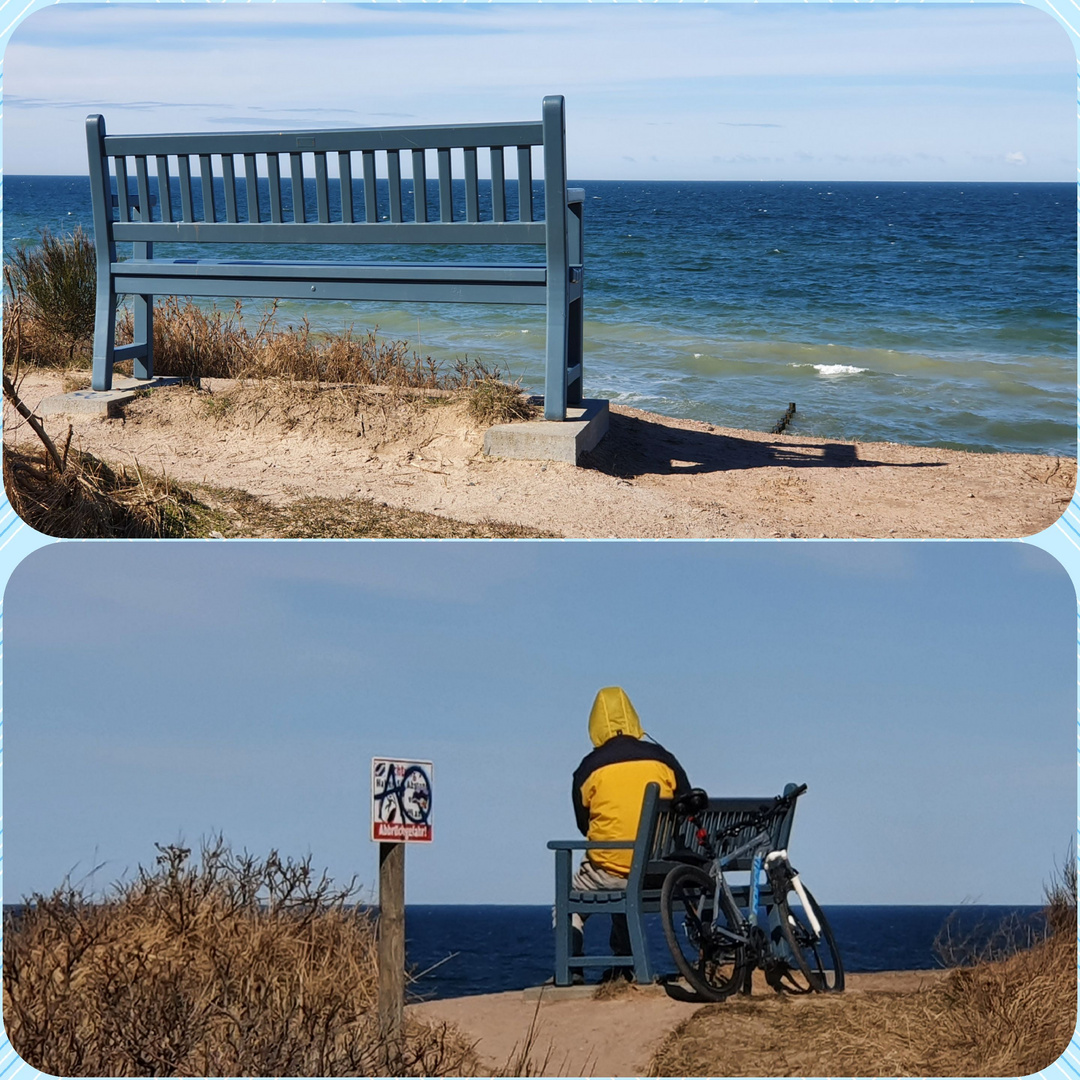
left=579, top=411, right=947, bottom=478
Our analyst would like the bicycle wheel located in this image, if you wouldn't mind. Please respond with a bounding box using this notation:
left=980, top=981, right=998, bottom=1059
left=770, top=878, right=844, bottom=993
left=661, top=864, right=747, bottom=1002
left=399, top=765, right=432, bottom=824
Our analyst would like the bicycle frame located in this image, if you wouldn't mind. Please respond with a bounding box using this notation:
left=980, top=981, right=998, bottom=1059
left=692, top=810, right=809, bottom=951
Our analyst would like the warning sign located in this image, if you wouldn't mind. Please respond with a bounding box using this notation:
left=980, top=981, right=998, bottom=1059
left=371, top=759, right=433, bottom=842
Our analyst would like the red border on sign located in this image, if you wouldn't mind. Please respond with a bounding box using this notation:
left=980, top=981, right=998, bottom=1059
left=373, top=821, right=433, bottom=842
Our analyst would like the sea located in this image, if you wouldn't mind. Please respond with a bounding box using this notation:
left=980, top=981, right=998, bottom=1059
left=3, top=176, right=1074, bottom=457
left=405, top=903, right=1044, bottom=999
left=2, top=901, right=1047, bottom=1001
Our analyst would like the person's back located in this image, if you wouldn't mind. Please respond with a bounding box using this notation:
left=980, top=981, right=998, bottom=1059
left=566, top=686, right=689, bottom=974
left=572, top=687, right=690, bottom=874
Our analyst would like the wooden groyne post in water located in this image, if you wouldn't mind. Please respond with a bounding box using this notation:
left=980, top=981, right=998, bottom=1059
left=772, top=402, right=797, bottom=435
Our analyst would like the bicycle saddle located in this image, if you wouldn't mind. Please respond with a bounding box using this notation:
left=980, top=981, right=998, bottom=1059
left=672, top=788, right=709, bottom=816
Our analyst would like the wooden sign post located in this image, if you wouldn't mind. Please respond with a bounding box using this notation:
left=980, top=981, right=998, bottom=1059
left=378, top=841, right=406, bottom=1069
left=371, top=758, right=433, bottom=1070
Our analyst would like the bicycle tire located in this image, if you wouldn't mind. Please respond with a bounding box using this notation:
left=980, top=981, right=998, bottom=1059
left=399, top=765, right=432, bottom=824
left=771, top=879, right=844, bottom=993
left=661, top=864, right=747, bottom=1002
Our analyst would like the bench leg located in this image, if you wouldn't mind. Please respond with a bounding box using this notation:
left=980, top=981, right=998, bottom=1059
left=131, top=240, right=154, bottom=381
left=91, top=278, right=117, bottom=392
left=625, top=895, right=653, bottom=984
left=553, top=849, right=573, bottom=986
left=132, top=293, right=154, bottom=381
left=544, top=287, right=569, bottom=422
left=567, top=294, right=583, bottom=406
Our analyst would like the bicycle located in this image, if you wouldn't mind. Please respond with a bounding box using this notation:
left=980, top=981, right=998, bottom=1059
left=373, top=761, right=432, bottom=825
left=660, top=783, right=843, bottom=1001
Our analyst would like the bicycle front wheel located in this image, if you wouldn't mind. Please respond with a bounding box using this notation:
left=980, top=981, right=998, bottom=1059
left=661, top=864, right=747, bottom=1002
left=771, top=879, right=844, bottom=993
left=399, top=765, right=432, bottom=824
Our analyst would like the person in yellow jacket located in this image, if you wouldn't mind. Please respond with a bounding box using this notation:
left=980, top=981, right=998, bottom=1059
left=570, top=686, right=690, bottom=968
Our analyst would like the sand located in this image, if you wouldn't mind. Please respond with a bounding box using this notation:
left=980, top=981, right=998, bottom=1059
left=5, top=374, right=1074, bottom=539
left=407, top=970, right=949, bottom=1077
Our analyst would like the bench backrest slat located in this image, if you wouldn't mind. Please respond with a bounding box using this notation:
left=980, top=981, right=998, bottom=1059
left=491, top=148, right=506, bottom=223
left=135, top=157, right=151, bottom=223
left=387, top=151, right=403, bottom=223
left=289, top=154, right=305, bottom=224
left=199, top=155, right=216, bottom=222
left=464, top=148, right=479, bottom=223
left=244, top=155, right=260, bottom=224
left=412, top=150, right=428, bottom=223
left=437, top=148, right=452, bottom=224
left=114, top=157, right=130, bottom=222
left=517, top=146, right=533, bottom=222
left=267, top=155, right=283, bottom=223
left=177, top=156, right=194, bottom=222
left=361, top=150, right=377, bottom=223
left=338, top=153, right=354, bottom=223
left=221, top=155, right=239, bottom=223
left=315, top=153, right=330, bottom=224
left=157, top=156, right=173, bottom=223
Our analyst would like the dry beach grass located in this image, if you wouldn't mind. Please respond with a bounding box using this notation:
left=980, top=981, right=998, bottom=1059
left=2, top=841, right=481, bottom=1077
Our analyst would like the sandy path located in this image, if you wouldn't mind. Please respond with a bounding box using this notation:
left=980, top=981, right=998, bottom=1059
left=6, top=375, right=1074, bottom=539
left=408, top=971, right=948, bottom=1077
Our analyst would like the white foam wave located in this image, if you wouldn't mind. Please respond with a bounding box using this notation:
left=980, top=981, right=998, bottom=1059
left=813, top=363, right=867, bottom=377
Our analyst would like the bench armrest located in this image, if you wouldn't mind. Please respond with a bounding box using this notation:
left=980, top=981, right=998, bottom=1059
left=547, top=840, right=635, bottom=850
left=567, top=187, right=585, bottom=205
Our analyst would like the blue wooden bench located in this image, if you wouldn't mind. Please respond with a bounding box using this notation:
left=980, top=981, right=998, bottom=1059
left=547, top=781, right=801, bottom=986
left=85, top=96, right=584, bottom=420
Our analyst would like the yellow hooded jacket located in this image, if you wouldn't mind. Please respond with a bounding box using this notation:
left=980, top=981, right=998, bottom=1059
left=572, top=687, right=690, bottom=876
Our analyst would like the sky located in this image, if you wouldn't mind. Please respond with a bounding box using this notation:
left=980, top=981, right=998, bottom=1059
left=2, top=3, right=1075, bottom=182
left=3, top=539, right=1074, bottom=908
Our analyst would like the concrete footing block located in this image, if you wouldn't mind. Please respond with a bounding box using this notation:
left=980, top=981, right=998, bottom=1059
left=483, top=399, right=609, bottom=464
left=39, top=389, right=137, bottom=417
left=37, top=376, right=184, bottom=418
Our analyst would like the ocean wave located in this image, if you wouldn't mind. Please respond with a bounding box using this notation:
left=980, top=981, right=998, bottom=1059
left=813, top=363, right=867, bottom=377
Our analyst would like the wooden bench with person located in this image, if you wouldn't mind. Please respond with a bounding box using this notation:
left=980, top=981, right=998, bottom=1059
left=85, top=95, right=584, bottom=420
left=547, top=781, right=802, bottom=987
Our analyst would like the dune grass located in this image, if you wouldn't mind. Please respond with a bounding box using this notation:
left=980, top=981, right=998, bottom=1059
left=3, top=840, right=481, bottom=1077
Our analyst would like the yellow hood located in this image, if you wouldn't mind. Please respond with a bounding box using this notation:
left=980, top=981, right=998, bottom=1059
left=589, top=687, right=643, bottom=746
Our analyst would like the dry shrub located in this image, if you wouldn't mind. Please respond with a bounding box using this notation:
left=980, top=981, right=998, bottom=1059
left=2, top=301, right=93, bottom=367
left=115, top=297, right=494, bottom=390
left=3, top=840, right=479, bottom=1077
left=3, top=443, right=200, bottom=538
left=649, top=874, right=1077, bottom=1078
left=466, top=376, right=537, bottom=426
left=4, top=228, right=96, bottom=365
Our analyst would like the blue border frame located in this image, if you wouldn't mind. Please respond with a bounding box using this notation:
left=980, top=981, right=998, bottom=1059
left=0, top=3, right=1077, bottom=1077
